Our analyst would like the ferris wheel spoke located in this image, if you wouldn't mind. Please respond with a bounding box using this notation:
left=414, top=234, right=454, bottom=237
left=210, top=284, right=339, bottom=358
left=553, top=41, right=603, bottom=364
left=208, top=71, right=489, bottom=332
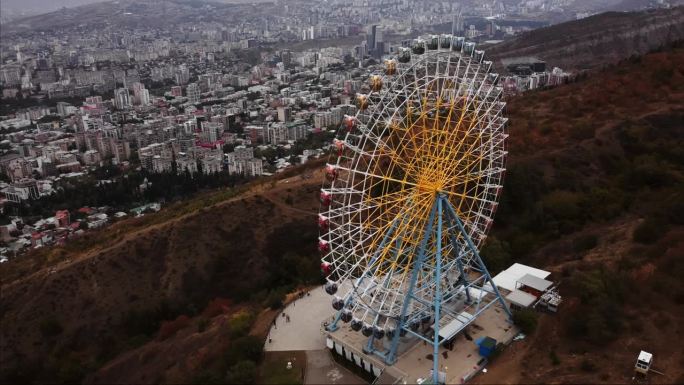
left=320, top=42, right=508, bottom=333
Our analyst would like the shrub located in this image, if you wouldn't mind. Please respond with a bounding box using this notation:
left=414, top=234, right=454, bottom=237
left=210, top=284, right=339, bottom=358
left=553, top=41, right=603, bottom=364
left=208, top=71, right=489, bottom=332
left=633, top=219, right=662, bottom=244
left=510, top=232, right=538, bottom=258
left=512, top=308, right=538, bottom=335
left=573, top=234, right=598, bottom=253
left=228, top=310, right=254, bottom=338
left=580, top=359, right=597, bottom=372
left=203, top=298, right=231, bottom=318
left=628, top=155, right=674, bottom=188
left=56, top=357, right=87, bottom=384
left=569, top=121, right=595, bottom=141
left=39, top=317, right=63, bottom=337
left=549, top=350, right=561, bottom=366
left=543, top=190, right=582, bottom=223
left=568, top=269, right=627, bottom=344
left=126, top=334, right=151, bottom=349
left=266, top=292, right=283, bottom=310
left=481, top=237, right=512, bottom=275
left=198, top=318, right=209, bottom=333
left=226, top=360, right=257, bottom=384
left=225, top=335, right=263, bottom=365
left=157, top=315, right=190, bottom=340
left=191, top=370, right=223, bottom=385
left=583, top=187, right=625, bottom=221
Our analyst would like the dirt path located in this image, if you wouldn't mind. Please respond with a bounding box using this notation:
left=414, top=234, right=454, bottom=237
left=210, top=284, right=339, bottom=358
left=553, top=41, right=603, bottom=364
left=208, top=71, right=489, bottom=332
left=470, top=340, right=531, bottom=384
left=261, top=191, right=318, bottom=217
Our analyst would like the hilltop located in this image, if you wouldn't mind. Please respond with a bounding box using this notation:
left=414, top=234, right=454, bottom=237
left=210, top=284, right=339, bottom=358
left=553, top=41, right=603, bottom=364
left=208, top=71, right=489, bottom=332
left=487, top=6, right=684, bottom=71
left=0, top=0, right=275, bottom=36
left=1, top=47, right=683, bottom=383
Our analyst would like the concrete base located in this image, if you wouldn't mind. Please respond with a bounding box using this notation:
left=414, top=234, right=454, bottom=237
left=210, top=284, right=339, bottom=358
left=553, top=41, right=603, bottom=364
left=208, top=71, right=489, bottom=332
left=325, top=303, right=518, bottom=384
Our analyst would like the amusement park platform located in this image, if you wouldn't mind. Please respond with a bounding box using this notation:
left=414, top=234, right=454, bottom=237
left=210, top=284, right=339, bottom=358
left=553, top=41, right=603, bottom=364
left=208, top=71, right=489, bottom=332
left=326, top=302, right=518, bottom=384
left=264, top=283, right=517, bottom=384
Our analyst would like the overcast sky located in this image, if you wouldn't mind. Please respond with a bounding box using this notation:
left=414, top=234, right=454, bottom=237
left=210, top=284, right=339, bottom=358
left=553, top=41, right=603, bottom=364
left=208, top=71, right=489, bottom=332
left=1, top=0, right=106, bottom=18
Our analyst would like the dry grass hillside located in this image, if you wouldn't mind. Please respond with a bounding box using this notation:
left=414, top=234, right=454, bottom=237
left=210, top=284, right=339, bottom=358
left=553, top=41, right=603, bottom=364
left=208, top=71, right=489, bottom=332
left=476, top=47, right=684, bottom=383
left=487, top=6, right=684, bottom=71
left=1, top=47, right=683, bottom=384
left=0, top=163, right=325, bottom=383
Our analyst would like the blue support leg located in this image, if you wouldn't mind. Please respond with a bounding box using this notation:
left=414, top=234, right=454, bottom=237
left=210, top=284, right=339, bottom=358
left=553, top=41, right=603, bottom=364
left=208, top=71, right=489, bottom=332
left=386, top=199, right=439, bottom=365
left=432, top=195, right=444, bottom=385
left=443, top=198, right=513, bottom=320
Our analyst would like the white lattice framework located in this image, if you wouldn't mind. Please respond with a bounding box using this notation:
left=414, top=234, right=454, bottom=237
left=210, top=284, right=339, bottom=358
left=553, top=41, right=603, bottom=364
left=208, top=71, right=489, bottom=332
left=318, top=35, right=509, bottom=350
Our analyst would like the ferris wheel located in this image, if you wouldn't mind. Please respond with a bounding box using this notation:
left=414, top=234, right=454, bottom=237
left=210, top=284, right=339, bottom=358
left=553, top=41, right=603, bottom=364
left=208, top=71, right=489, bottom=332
left=318, top=35, right=512, bottom=381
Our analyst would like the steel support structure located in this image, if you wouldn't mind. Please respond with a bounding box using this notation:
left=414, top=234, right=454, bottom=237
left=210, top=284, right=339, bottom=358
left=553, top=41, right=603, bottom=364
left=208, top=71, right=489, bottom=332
left=364, top=193, right=511, bottom=384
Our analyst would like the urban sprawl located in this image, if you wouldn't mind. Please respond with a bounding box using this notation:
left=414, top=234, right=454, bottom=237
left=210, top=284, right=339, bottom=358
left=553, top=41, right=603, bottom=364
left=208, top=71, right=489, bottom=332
left=0, top=0, right=581, bottom=260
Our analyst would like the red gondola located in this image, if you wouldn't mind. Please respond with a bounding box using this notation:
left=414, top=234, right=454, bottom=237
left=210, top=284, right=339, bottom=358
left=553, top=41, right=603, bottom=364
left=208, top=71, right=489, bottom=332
left=491, top=201, right=499, bottom=216
left=325, top=165, right=338, bottom=181
left=333, top=139, right=345, bottom=156
left=318, top=240, right=330, bottom=253
left=318, top=215, right=330, bottom=231
left=483, top=217, right=492, bottom=232
left=495, top=185, right=503, bottom=199
left=320, top=261, right=332, bottom=276
left=320, top=190, right=332, bottom=206
left=343, top=115, right=356, bottom=132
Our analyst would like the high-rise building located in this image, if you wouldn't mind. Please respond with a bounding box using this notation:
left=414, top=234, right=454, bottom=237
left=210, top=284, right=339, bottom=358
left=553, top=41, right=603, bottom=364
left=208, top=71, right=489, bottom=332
left=277, top=106, right=291, bottom=122
left=131, top=82, right=150, bottom=106
left=170, top=86, right=182, bottom=97
left=186, top=83, right=200, bottom=104
left=175, top=64, right=190, bottom=85
left=281, top=50, right=292, bottom=67
left=114, top=88, right=130, bottom=109
left=0, top=65, right=22, bottom=85
left=56, top=102, right=72, bottom=117
left=367, top=25, right=377, bottom=51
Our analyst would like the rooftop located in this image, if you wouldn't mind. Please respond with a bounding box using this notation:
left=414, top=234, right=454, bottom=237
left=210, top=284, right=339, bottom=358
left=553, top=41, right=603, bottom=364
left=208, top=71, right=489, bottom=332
left=492, top=263, right=550, bottom=292
left=517, top=273, right=553, bottom=292
left=506, top=289, right=537, bottom=307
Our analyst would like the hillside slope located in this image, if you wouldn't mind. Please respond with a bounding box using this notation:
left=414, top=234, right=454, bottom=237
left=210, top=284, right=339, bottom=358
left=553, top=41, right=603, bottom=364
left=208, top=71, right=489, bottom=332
left=1, top=48, right=683, bottom=383
left=487, top=6, right=684, bottom=71
left=479, top=47, right=684, bottom=383
left=0, top=165, right=324, bottom=383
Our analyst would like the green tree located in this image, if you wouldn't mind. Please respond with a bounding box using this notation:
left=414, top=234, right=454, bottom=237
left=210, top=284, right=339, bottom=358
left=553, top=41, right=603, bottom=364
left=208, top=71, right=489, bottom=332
left=226, top=361, right=257, bottom=384
left=225, top=335, right=263, bottom=365
left=39, top=317, right=63, bottom=337
left=480, top=237, right=512, bottom=275
left=228, top=311, right=254, bottom=338
left=633, top=218, right=662, bottom=244
left=512, top=308, right=538, bottom=335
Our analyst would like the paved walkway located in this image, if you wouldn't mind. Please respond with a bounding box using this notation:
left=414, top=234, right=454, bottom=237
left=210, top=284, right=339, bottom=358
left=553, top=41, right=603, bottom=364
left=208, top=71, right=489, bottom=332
left=264, top=285, right=332, bottom=352
left=304, top=350, right=366, bottom=385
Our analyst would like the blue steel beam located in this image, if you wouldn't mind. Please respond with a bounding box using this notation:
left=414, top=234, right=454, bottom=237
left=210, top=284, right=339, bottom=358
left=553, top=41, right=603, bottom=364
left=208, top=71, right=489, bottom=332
left=432, top=196, right=444, bottom=385
left=386, top=198, right=438, bottom=364
left=442, top=197, right=513, bottom=320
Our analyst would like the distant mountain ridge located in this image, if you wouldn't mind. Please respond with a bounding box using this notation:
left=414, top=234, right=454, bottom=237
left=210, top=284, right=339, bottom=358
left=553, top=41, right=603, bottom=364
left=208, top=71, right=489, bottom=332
left=487, top=6, right=684, bottom=71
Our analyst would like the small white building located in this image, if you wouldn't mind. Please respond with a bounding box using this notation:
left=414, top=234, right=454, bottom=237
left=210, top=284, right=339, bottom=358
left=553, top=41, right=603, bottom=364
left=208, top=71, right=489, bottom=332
left=490, top=263, right=560, bottom=311
left=635, top=351, right=653, bottom=375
